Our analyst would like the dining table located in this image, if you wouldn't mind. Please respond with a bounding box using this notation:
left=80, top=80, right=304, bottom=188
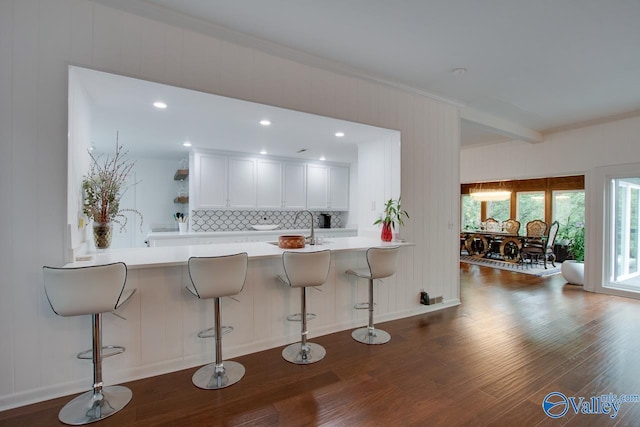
left=460, top=230, right=546, bottom=262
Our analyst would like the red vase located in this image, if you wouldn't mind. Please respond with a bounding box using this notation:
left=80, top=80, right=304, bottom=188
left=381, top=222, right=393, bottom=242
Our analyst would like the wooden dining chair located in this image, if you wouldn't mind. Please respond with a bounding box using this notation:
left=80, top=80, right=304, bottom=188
left=483, top=218, right=501, bottom=232
left=501, top=219, right=520, bottom=235
left=521, top=221, right=559, bottom=268
left=525, top=219, right=547, bottom=238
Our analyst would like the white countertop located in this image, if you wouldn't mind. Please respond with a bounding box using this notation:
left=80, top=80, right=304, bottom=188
left=145, top=228, right=357, bottom=240
left=66, top=236, right=413, bottom=269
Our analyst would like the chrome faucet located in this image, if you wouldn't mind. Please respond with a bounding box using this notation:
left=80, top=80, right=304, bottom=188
left=295, top=210, right=316, bottom=245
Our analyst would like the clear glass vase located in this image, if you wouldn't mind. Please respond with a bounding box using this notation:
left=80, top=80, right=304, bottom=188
left=93, top=221, right=113, bottom=249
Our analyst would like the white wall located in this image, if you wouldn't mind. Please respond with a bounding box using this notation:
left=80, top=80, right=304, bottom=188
left=0, top=0, right=460, bottom=409
left=460, top=115, right=640, bottom=183
left=67, top=70, right=93, bottom=254
left=357, top=133, right=402, bottom=238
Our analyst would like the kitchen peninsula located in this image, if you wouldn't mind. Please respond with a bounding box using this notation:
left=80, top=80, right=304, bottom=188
left=57, top=237, right=451, bottom=404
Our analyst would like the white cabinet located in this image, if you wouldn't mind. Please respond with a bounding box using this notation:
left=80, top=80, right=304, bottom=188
left=195, top=153, right=228, bottom=209
left=307, top=164, right=329, bottom=209
left=195, top=151, right=347, bottom=211
left=228, top=157, right=256, bottom=208
left=257, top=160, right=306, bottom=209
left=328, top=165, right=349, bottom=210
left=283, top=163, right=306, bottom=209
left=257, top=159, right=283, bottom=208
left=195, top=153, right=256, bottom=209
left=306, top=164, right=349, bottom=210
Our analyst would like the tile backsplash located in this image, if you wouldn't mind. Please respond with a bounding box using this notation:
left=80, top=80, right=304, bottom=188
left=191, top=210, right=345, bottom=232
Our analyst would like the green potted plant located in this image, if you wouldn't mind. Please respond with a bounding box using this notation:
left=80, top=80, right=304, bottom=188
left=374, top=197, right=409, bottom=242
left=82, top=140, right=143, bottom=249
left=561, top=223, right=585, bottom=285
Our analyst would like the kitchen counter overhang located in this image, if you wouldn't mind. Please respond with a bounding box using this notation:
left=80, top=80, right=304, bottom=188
left=66, top=236, right=404, bottom=269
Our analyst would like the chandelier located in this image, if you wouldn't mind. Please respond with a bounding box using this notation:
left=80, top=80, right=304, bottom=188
left=469, top=182, right=512, bottom=202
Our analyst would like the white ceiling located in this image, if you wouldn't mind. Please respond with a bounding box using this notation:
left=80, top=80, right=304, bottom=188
left=101, top=0, right=640, bottom=146
left=73, top=66, right=398, bottom=162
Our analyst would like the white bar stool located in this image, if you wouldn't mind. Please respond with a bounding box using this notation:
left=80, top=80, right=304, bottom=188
left=186, top=253, right=248, bottom=389
left=279, top=250, right=331, bottom=364
left=43, top=262, right=135, bottom=425
left=346, top=246, right=400, bottom=345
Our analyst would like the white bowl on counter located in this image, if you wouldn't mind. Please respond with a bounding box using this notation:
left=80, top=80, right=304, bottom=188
left=251, top=224, right=280, bottom=231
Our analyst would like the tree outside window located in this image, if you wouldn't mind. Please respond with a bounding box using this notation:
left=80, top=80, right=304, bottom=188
left=553, top=190, right=585, bottom=244
left=461, top=194, right=481, bottom=230
left=486, top=200, right=510, bottom=222
left=517, top=191, right=545, bottom=234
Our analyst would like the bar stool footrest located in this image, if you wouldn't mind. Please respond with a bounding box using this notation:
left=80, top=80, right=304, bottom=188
left=286, top=313, right=317, bottom=322
left=354, top=302, right=374, bottom=310
left=197, top=325, right=233, bottom=339
left=76, top=345, right=125, bottom=360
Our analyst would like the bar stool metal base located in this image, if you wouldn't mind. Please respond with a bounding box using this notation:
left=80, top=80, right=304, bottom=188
left=58, top=385, right=132, bottom=425
left=192, top=361, right=245, bottom=390
left=282, top=342, right=326, bottom=364
left=352, top=327, right=391, bottom=345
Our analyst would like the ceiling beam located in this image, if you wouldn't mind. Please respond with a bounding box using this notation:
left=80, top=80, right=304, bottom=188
left=461, top=107, right=543, bottom=144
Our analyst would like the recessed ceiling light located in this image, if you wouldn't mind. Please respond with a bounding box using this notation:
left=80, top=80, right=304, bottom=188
left=260, top=150, right=267, bottom=155
left=153, top=101, right=168, bottom=109
left=183, top=141, right=192, bottom=147
left=335, top=132, right=345, bottom=137
left=451, top=68, right=467, bottom=76
left=319, top=156, right=326, bottom=161
left=259, top=119, right=271, bottom=126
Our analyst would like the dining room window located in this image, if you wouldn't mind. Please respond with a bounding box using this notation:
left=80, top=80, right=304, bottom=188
left=486, top=200, right=510, bottom=222
left=552, top=190, right=585, bottom=243
left=461, top=194, right=481, bottom=230
left=517, top=191, right=545, bottom=232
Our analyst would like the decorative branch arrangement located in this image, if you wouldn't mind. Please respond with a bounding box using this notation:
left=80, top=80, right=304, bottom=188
left=82, top=135, right=143, bottom=233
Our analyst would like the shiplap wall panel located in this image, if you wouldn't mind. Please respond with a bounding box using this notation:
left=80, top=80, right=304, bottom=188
left=12, top=0, right=42, bottom=393
left=215, top=38, right=254, bottom=103
left=0, top=0, right=14, bottom=398
left=0, top=0, right=460, bottom=408
left=69, top=0, right=94, bottom=65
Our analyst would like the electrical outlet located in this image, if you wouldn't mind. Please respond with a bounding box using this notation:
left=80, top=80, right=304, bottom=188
left=420, top=291, right=430, bottom=305
left=429, top=296, right=443, bottom=304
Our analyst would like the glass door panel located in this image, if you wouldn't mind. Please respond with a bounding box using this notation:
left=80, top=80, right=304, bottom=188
left=610, top=178, right=640, bottom=288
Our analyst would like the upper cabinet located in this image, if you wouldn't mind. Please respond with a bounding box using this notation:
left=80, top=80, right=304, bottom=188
left=283, top=163, right=306, bottom=209
left=307, top=164, right=329, bottom=209
left=194, top=151, right=347, bottom=211
left=195, top=153, right=256, bottom=209
left=328, top=165, right=349, bottom=210
left=257, top=160, right=307, bottom=209
left=307, top=164, right=349, bottom=210
left=256, top=159, right=283, bottom=209
left=195, top=153, right=228, bottom=208
left=227, top=157, right=256, bottom=208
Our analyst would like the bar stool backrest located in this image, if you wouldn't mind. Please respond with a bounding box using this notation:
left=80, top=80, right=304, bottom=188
left=188, top=253, right=248, bottom=299
left=43, top=263, right=127, bottom=317
left=283, top=250, right=331, bottom=288
left=366, top=246, right=400, bottom=280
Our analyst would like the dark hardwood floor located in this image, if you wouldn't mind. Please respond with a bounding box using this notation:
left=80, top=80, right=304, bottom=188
left=3, top=263, right=640, bottom=426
